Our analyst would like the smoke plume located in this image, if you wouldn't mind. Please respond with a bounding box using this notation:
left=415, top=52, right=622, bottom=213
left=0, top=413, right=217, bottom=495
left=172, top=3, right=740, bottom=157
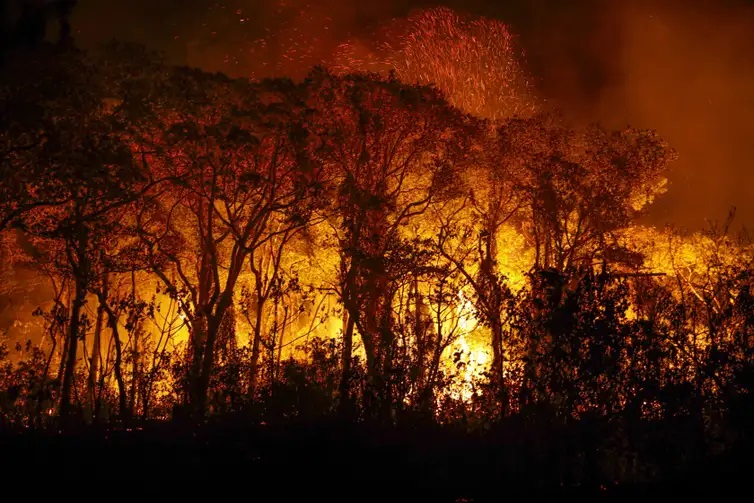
left=69, top=0, right=754, bottom=230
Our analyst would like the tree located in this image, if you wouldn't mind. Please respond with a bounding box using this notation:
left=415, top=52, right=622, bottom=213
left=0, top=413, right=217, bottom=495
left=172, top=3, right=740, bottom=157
left=5, top=45, right=168, bottom=422
left=432, top=130, right=522, bottom=401
left=0, top=47, right=80, bottom=234
left=500, top=114, right=675, bottom=274
left=305, top=69, right=473, bottom=420
left=140, top=70, right=325, bottom=418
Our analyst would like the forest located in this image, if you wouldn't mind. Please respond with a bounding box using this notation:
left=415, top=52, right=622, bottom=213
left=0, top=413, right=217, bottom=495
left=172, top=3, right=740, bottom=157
left=1, top=4, right=754, bottom=500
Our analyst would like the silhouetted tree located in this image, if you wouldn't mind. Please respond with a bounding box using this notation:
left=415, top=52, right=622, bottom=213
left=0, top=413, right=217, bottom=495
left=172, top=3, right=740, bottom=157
left=305, top=69, right=472, bottom=420
left=141, top=71, right=325, bottom=418
left=3, top=46, right=168, bottom=423
left=498, top=114, right=674, bottom=273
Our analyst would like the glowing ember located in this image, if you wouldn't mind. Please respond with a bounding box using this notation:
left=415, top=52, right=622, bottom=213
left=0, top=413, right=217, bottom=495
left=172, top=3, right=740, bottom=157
left=333, top=7, right=539, bottom=120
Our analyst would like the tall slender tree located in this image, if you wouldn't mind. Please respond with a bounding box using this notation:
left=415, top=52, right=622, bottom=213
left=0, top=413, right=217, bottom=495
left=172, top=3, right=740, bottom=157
left=305, top=69, right=473, bottom=420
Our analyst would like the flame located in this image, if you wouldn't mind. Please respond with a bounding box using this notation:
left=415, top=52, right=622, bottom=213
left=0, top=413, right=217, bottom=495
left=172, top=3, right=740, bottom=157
left=440, top=289, right=490, bottom=402
left=8, top=6, right=740, bottom=425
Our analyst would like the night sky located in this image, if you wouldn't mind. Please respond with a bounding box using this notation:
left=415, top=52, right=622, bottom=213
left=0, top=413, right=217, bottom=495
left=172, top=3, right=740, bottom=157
left=70, top=0, right=754, bottom=231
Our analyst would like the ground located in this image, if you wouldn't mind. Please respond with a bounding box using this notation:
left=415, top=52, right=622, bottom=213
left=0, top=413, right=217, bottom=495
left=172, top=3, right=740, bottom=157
left=1, top=418, right=750, bottom=501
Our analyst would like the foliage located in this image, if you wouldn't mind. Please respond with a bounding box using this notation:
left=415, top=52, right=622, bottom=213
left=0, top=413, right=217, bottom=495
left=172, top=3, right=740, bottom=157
left=1, top=41, right=753, bottom=490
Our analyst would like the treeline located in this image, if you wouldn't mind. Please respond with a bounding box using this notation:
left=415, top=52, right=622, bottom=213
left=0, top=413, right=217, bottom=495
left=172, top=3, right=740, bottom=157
left=1, top=43, right=753, bottom=483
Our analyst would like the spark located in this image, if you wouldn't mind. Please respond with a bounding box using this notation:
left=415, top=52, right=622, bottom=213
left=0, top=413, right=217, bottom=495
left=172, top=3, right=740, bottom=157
left=333, top=7, right=539, bottom=120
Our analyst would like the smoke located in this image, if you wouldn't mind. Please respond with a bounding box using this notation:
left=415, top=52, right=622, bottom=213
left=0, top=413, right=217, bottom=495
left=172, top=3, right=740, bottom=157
left=69, top=0, right=754, bottom=230
left=507, top=0, right=754, bottom=231
left=599, top=1, right=754, bottom=231
left=71, top=0, right=409, bottom=76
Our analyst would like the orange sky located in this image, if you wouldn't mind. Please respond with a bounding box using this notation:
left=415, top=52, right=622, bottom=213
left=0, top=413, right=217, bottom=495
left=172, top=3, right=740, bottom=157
left=70, top=0, right=754, bottom=231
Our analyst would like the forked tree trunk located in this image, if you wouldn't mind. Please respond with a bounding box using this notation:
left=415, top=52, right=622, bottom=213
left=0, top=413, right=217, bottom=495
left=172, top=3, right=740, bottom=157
left=103, top=302, right=128, bottom=420
left=60, top=274, right=86, bottom=422
left=60, top=234, right=89, bottom=424
left=86, top=272, right=106, bottom=423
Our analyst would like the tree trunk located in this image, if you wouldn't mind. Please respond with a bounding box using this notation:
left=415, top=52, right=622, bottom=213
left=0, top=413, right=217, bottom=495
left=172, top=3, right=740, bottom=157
left=413, top=278, right=428, bottom=392
left=105, top=303, right=128, bottom=420
left=363, top=344, right=394, bottom=423
left=56, top=283, right=73, bottom=385
left=129, top=270, right=139, bottom=416
left=338, top=311, right=355, bottom=417
left=479, top=227, right=505, bottom=397
left=275, top=307, right=287, bottom=381
left=248, top=294, right=267, bottom=398
left=359, top=293, right=395, bottom=423
left=86, top=270, right=107, bottom=423
left=380, top=330, right=395, bottom=421
left=187, top=317, right=206, bottom=413
left=489, top=315, right=503, bottom=378
left=59, top=269, right=87, bottom=423
left=129, top=326, right=138, bottom=416
left=85, top=296, right=104, bottom=422
left=195, top=313, right=221, bottom=419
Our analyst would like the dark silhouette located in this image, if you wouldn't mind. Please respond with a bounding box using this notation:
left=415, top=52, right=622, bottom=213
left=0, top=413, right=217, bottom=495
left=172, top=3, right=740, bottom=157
left=1, top=0, right=77, bottom=52
left=0, top=34, right=751, bottom=499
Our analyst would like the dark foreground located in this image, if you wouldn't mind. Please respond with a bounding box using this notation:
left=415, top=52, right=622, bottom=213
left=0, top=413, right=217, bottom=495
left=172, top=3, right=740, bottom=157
left=1, top=418, right=751, bottom=502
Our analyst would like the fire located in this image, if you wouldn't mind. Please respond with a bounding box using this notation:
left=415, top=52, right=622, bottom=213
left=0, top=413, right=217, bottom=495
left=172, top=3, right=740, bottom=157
left=456, top=289, right=477, bottom=333
left=446, top=333, right=490, bottom=403
left=6, top=5, right=750, bottom=433
left=436, top=290, right=490, bottom=403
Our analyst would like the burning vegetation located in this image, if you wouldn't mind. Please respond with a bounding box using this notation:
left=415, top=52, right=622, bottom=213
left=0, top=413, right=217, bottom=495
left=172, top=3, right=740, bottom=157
left=1, top=3, right=753, bottom=495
